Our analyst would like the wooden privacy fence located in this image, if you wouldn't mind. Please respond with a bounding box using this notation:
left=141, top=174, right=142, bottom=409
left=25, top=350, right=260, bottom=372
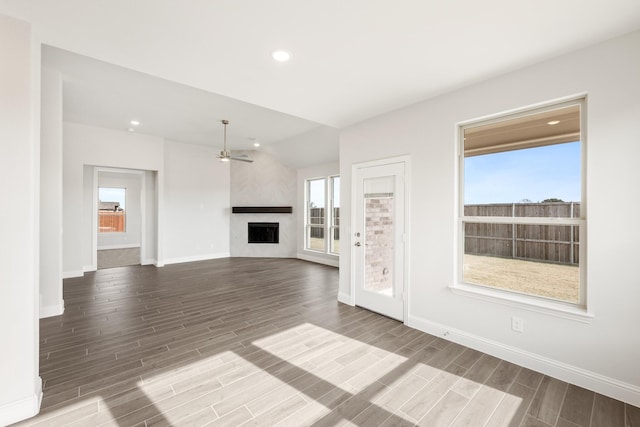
left=464, top=202, right=580, bottom=265
left=99, top=211, right=125, bottom=233
left=309, top=208, right=340, bottom=239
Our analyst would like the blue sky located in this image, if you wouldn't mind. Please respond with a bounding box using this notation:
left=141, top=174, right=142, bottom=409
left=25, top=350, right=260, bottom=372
left=99, top=187, right=126, bottom=209
left=309, top=177, right=340, bottom=209
left=464, top=142, right=581, bottom=205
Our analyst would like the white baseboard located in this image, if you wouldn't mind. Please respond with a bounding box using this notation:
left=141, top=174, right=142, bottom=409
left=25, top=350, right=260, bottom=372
left=0, top=376, right=42, bottom=426
left=62, top=270, right=83, bottom=279
left=163, top=252, right=230, bottom=265
left=407, top=314, right=640, bottom=407
left=40, top=301, right=64, bottom=318
left=141, top=258, right=156, bottom=266
left=338, top=292, right=354, bottom=306
left=97, top=243, right=141, bottom=250
left=297, top=253, right=339, bottom=267
left=83, top=265, right=96, bottom=273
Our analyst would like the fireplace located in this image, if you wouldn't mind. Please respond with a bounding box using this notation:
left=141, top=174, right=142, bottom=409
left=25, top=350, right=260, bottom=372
left=248, top=222, right=279, bottom=244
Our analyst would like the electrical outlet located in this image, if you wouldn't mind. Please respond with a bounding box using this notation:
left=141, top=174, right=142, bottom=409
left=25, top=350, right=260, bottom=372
left=511, top=316, right=524, bottom=333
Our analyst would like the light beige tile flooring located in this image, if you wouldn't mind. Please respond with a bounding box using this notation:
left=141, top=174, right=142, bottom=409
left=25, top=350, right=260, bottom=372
left=97, top=247, right=140, bottom=269
left=14, top=258, right=639, bottom=426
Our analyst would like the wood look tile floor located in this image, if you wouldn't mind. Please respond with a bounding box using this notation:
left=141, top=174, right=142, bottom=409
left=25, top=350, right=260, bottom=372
left=14, top=258, right=639, bottom=427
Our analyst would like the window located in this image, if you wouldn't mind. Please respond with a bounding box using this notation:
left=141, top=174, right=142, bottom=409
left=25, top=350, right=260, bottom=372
left=98, top=187, right=126, bottom=233
left=306, top=178, right=326, bottom=252
left=459, top=98, right=586, bottom=307
left=330, top=176, right=340, bottom=254
left=304, top=175, right=340, bottom=255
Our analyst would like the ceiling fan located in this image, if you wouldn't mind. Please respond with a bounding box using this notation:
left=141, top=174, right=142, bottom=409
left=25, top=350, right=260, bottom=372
left=217, top=119, right=253, bottom=163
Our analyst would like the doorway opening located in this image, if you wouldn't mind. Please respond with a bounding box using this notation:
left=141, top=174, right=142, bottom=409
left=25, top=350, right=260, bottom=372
left=92, top=167, right=157, bottom=270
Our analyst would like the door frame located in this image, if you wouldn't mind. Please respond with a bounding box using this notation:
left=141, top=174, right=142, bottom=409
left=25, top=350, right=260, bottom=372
left=350, top=155, right=411, bottom=323
left=92, top=167, right=149, bottom=270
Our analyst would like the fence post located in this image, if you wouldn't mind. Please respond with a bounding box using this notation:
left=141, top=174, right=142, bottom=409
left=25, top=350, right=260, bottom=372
left=570, top=202, right=574, bottom=265
left=512, top=203, right=516, bottom=259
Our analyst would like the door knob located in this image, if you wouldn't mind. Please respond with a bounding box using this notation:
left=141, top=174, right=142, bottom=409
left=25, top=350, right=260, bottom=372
left=354, top=242, right=361, bottom=247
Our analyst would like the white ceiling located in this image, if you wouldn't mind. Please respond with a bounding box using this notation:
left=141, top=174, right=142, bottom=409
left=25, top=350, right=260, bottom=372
left=3, top=0, right=640, bottom=165
left=43, top=46, right=328, bottom=155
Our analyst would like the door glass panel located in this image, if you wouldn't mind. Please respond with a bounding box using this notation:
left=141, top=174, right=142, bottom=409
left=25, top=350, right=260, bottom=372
left=363, top=176, right=395, bottom=296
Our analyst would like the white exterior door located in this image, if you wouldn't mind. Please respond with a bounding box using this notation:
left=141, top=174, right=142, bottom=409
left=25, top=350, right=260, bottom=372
left=353, top=160, right=406, bottom=321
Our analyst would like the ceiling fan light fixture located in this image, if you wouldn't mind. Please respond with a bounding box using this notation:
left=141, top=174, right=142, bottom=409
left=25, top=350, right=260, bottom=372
left=216, top=119, right=254, bottom=163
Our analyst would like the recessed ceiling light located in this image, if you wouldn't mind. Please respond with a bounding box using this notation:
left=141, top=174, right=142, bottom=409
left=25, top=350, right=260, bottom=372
left=127, top=128, right=135, bottom=132
left=272, top=49, right=291, bottom=62
left=547, top=120, right=560, bottom=125
left=253, top=142, right=261, bottom=147
left=130, top=120, right=140, bottom=126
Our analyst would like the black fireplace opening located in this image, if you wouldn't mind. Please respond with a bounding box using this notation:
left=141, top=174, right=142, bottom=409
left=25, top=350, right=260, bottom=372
left=248, top=222, right=279, bottom=244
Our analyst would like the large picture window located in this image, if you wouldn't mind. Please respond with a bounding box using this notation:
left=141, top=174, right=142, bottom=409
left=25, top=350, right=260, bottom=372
left=459, top=98, right=586, bottom=307
left=305, top=175, right=340, bottom=255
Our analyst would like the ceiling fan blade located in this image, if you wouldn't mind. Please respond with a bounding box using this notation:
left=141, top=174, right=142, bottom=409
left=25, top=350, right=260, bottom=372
left=230, top=157, right=254, bottom=163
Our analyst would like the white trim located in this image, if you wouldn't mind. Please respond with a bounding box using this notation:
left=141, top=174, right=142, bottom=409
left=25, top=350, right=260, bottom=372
left=139, top=171, right=146, bottom=266
left=449, top=283, right=594, bottom=322
left=0, top=377, right=42, bottom=426
left=462, top=216, right=583, bottom=226
left=141, top=258, right=156, bottom=266
left=62, top=270, right=84, bottom=279
left=457, top=93, right=589, bottom=127
left=338, top=291, right=354, bottom=306
left=408, top=315, right=640, bottom=407
left=92, top=166, right=98, bottom=270
left=297, top=252, right=339, bottom=267
left=83, top=265, right=96, bottom=273
left=40, top=301, right=64, bottom=318
left=163, top=252, right=230, bottom=266
left=95, top=167, right=145, bottom=176
left=403, top=158, right=411, bottom=326
left=97, top=243, right=141, bottom=250
left=94, top=167, right=154, bottom=273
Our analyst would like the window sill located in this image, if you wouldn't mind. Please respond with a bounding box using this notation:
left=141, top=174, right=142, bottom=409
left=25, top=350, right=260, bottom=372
left=303, top=248, right=340, bottom=257
left=449, top=283, right=594, bottom=323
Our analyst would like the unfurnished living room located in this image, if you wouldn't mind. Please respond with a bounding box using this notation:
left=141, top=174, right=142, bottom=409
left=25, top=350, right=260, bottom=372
left=1, top=1, right=640, bottom=426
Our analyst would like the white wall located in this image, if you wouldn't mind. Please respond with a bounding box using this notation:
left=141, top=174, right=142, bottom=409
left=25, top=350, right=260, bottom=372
left=0, top=14, right=41, bottom=425
left=97, top=170, right=143, bottom=250
left=63, top=124, right=230, bottom=274
left=297, top=162, right=340, bottom=267
left=63, top=123, right=165, bottom=275
left=142, top=170, right=158, bottom=265
left=40, top=67, right=64, bottom=318
left=264, top=126, right=340, bottom=169
left=230, top=150, right=296, bottom=258
left=163, top=140, right=230, bottom=264
left=339, top=30, right=640, bottom=405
